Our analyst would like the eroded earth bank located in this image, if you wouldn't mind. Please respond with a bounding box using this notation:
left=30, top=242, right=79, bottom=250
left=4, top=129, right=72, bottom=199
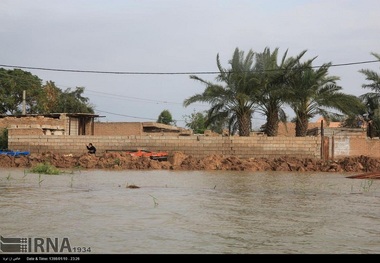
left=1, top=151, right=380, bottom=174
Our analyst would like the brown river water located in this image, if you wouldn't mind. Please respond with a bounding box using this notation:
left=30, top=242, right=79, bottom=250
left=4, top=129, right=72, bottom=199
left=0, top=168, right=379, bottom=254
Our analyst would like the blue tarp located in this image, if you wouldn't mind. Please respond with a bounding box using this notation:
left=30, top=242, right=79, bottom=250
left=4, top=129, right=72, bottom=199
left=0, top=150, right=30, bottom=157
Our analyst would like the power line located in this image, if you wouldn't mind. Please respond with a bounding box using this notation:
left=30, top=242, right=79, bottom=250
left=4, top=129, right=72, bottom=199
left=0, top=64, right=218, bottom=75
left=85, top=89, right=184, bottom=105
left=96, top=109, right=267, bottom=123
left=330, top=60, right=379, bottom=68
left=95, top=109, right=188, bottom=123
left=84, top=88, right=208, bottom=107
left=0, top=59, right=379, bottom=75
left=51, top=82, right=208, bottom=107
left=96, top=109, right=158, bottom=121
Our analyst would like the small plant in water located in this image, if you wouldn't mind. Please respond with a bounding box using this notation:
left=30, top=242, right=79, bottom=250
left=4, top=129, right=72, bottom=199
left=6, top=173, right=11, bottom=180
left=38, top=174, right=44, bottom=187
left=351, top=179, right=375, bottom=194
left=23, top=169, right=28, bottom=178
left=70, top=174, right=75, bottom=188
left=149, top=194, right=159, bottom=207
left=361, top=179, right=373, bottom=192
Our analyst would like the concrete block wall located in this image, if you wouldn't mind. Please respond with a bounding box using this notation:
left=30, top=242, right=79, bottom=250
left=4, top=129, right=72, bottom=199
left=7, top=127, right=44, bottom=136
left=323, top=132, right=380, bottom=159
left=1, top=115, right=80, bottom=136
left=0, top=116, right=65, bottom=130
left=347, top=137, right=380, bottom=158
left=331, top=136, right=350, bottom=158
left=8, top=134, right=322, bottom=159
left=94, top=122, right=143, bottom=136
left=277, top=122, right=322, bottom=137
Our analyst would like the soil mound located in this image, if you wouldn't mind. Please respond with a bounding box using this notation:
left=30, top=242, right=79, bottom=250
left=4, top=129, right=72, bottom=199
left=1, top=152, right=380, bottom=174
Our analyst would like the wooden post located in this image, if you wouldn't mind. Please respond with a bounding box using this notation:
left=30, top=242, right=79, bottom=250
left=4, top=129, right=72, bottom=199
left=91, top=117, right=95, bottom=135
left=321, top=120, right=324, bottom=160
left=331, top=132, right=334, bottom=161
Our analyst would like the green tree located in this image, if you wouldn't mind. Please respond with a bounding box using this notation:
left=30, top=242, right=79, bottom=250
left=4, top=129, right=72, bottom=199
left=37, top=82, right=94, bottom=114
left=184, top=110, right=208, bottom=134
left=359, top=52, right=380, bottom=137
left=54, top=87, right=94, bottom=113
left=0, top=68, right=43, bottom=114
left=36, top=81, right=62, bottom=113
left=184, top=48, right=257, bottom=136
left=286, top=60, right=363, bottom=136
left=157, top=109, right=175, bottom=125
left=0, top=69, right=94, bottom=114
left=0, top=128, right=8, bottom=150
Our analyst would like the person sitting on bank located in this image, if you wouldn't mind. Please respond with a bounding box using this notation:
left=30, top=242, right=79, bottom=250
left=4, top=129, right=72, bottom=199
left=86, top=143, right=96, bottom=154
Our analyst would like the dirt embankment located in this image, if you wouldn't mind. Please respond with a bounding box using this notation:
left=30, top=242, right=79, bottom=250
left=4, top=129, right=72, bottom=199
left=1, top=151, right=380, bottom=173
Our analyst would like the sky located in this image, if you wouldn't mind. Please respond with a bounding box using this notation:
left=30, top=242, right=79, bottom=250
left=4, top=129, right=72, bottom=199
left=1, top=0, right=379, bottom=129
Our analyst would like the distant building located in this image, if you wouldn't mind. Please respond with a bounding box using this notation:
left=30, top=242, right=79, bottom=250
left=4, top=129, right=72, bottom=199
left=0, top=113, right=192, bottom=137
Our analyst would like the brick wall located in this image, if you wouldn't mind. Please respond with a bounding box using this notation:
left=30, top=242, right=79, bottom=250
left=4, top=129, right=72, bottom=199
left=343, top=137, right=380, bottom=158
left=5, top=117, right=380, bottom=159
left=8, top=134, right=322, bottom=159
left=7, top=127, right=44, bottom=136
left=0, top=115, right=75, bottom=135
left=313, top=128, right=375, bottom=159
left=0, top=116, right=65, bottom=130
left=9, top=133, right=380, bottom=159
left=94, top=122, right=143, bottom=136
left=276, top=122, right=324, bottom=136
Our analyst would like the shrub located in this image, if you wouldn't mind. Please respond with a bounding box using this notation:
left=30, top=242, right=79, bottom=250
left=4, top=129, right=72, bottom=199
left=28, top=163, right=61, bottom=175
left=0, top=128, right=8, bottom=150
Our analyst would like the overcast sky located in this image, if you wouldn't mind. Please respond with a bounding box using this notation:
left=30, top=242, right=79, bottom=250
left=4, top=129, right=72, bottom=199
left=1, top=0, right=379, bottom=129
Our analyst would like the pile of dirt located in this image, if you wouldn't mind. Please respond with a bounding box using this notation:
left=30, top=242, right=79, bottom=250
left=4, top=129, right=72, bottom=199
left=1, top=151, right=380, bottom=173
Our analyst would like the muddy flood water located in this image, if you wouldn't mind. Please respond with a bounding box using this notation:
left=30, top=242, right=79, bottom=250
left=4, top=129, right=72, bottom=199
left=1, top=168, right=379, bottom=254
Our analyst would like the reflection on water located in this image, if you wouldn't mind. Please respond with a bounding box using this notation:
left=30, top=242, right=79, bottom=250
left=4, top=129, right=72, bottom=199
left=0, top=168, right=379, bottom=254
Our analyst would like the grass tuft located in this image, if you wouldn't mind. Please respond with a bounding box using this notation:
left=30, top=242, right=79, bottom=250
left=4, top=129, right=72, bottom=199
left=28, top=163, right=61, bottom=175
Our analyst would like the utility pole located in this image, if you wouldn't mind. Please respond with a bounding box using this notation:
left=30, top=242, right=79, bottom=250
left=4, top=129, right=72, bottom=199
left=22, top=90, right=26, bottom=115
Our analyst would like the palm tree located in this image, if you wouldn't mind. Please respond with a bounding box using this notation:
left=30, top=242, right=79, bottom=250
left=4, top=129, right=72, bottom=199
left=254, top=48, right=307, bottom=136
left=359, top=52, right=380, bottom=137
left=360, top=52, right=380, bottom=91
left=184, top=48, right=258, bottom=136
left=287, top=60, right=363, bottom=137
